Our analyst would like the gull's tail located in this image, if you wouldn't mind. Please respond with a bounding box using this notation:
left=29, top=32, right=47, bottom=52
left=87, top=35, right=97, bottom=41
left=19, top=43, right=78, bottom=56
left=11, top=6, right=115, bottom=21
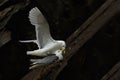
left=29, top=7, right=48, bottom=26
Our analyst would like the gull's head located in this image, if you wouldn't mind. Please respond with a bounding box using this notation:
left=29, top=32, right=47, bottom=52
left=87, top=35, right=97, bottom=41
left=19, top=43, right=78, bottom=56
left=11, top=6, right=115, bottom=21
left=55, top=50, right=63, bottom=60
left=58, top=41, right=66, bottom=54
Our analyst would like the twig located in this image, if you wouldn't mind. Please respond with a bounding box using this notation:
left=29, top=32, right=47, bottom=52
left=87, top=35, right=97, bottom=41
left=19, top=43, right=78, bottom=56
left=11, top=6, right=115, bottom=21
left=101, top=61, right=120, bottom=80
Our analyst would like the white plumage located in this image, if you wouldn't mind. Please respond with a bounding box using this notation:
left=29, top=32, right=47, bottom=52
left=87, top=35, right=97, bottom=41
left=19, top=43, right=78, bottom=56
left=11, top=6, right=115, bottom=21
left=25, top=7, right=66, bottom=60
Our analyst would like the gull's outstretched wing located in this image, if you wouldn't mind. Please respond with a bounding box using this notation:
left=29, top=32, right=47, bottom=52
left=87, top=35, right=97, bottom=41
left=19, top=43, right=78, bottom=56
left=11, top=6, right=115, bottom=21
left=29, top=7, right=55, bottom=48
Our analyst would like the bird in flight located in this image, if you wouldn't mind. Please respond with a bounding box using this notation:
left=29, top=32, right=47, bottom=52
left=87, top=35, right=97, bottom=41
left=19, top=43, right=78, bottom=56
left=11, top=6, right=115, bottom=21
left=22, top=7, right=66, bottom=61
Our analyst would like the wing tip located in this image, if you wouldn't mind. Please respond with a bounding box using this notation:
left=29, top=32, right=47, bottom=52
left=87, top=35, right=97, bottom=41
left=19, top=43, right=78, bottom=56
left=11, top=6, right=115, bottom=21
left=28, top=7, right=41, bottom=25
left=28, top=7, right=47, bottom=26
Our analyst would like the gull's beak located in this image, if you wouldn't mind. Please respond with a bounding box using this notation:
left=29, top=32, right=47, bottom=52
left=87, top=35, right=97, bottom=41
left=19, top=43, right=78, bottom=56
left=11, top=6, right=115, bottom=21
left=61, top=47, right=65, bottom=54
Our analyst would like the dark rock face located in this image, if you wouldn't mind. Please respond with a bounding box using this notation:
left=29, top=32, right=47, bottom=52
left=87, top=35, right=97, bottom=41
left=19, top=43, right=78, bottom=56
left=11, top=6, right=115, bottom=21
left=0, top=40, right=30, bottom=80
left=57, top=12, right=120, bottom=80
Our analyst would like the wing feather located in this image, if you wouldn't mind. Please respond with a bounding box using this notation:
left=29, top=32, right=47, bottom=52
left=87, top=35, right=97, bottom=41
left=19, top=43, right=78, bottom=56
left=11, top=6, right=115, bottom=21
left=29, top=7, right=55, bottom=48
